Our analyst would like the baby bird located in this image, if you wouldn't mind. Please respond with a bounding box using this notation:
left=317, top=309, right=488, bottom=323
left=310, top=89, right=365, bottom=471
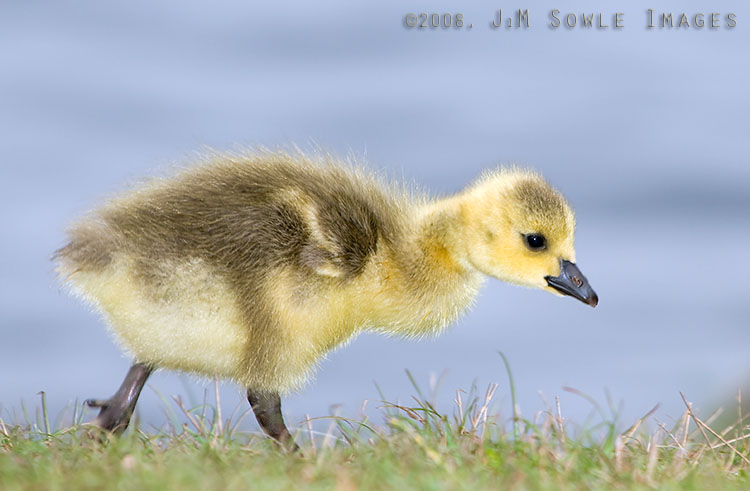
left=55, top=151, right=597, bottom=449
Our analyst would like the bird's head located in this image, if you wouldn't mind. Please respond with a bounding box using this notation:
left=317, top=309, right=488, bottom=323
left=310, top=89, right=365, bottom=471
left=459, top=168, right=598, bottom=307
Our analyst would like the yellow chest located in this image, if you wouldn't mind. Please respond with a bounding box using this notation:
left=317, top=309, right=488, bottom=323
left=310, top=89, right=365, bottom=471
left=267, top=254, right=483, bottom=359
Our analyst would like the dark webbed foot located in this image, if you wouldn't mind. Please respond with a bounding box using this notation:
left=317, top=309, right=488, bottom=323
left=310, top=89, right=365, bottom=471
left=247, top=389, right=299, bottom=452
left=86, top=362, right=153, bottom=434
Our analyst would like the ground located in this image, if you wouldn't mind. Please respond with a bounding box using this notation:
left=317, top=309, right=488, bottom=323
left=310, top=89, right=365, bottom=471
left=1, top=380, right=748, bottom=490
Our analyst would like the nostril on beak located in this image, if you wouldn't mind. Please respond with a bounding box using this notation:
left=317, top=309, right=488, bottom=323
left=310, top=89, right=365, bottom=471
left=572, top=276, right=582, bottom=288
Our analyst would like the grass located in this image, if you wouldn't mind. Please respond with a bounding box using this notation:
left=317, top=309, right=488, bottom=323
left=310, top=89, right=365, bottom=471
left=1, top=372, right=749, bottom=490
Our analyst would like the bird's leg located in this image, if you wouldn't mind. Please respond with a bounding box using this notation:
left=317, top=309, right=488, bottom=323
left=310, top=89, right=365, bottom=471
left=247, top=389, right=299, bottom=452
left=85, top=362, right=153, bottom=434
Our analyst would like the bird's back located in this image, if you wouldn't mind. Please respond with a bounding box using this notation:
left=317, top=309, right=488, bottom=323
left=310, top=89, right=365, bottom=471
left=56, top=152, right=407, bottom=283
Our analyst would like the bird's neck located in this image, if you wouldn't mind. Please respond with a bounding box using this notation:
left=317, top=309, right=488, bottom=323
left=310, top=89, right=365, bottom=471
left=379, top=195, right=484, bottom=336
left=411, top=195, right=473, bottom=276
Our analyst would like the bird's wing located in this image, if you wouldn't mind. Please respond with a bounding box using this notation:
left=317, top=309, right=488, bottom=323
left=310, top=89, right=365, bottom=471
left=298, top=199, right=380, bottom=280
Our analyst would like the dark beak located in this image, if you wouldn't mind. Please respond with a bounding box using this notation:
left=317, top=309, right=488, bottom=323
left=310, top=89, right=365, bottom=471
left=545, top=259, right=598, bottom=307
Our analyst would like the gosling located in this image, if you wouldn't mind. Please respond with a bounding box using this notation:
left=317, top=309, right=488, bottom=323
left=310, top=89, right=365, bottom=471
left=54, top=151, right=597, bottom=449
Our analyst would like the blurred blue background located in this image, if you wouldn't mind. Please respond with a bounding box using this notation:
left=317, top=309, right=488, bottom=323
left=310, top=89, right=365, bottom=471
left=1, top=1, right=748, bottom=436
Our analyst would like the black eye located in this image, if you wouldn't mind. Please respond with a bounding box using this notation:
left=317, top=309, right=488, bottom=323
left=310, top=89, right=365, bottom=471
left=524, top=234, right=546, bottom=251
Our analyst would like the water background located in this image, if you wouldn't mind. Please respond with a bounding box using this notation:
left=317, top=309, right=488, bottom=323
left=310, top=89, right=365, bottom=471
left=1, top=1, right=748, bottom=436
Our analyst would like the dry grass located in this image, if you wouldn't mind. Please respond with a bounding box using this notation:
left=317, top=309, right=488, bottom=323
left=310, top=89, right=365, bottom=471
left=1, top=373, right=748, bottom=490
